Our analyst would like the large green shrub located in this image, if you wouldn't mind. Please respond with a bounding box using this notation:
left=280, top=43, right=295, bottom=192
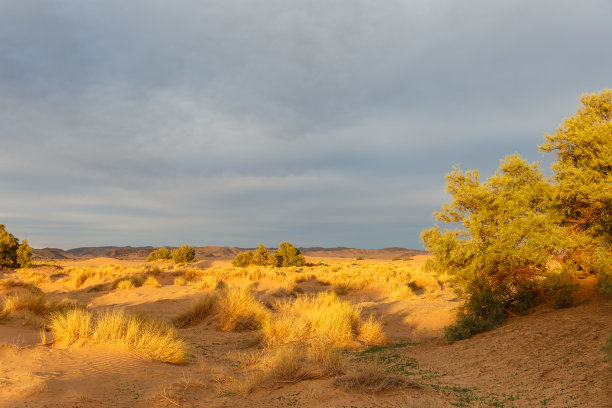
left=275, top=242, right=305, bottom=267
left=0, top=225, right=31, bottom=268
left=171, top=245, right=197, bottom=264
left=423, top=90, right=611, bottom=340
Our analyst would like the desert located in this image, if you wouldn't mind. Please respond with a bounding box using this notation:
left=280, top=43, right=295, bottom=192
left=1, top=245, right=610, bottom=407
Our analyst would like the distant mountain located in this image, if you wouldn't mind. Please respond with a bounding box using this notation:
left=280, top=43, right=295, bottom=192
left=32, top=245, right=427, bottom=260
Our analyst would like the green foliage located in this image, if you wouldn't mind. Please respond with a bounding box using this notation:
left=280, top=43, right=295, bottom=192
left=424, top=90, right=611, bottom=340
left=540, top=89, right=612, bottom=279
left=171, top=245, right=197, bottom=264
left=422, top=155, right=564, bottom=317
left=592, top=249, right=612, bottom=296
left=232, top=250, right=253, bottom=267
left=540, top=90, right=612, bottom=247
left=252, top=243, right=273, bottom=265
left=542, top=267, right=579, bottom=309
left=147, top=247, right=171, bottom=262
left=16, top=239, right=32, bottom=268
left=275, top=242, right=305, bottom=267
left=445, top=280, right=505, bottom=341
left=232, top=244, right=273, bottom=268
left=0, top=224, right=31, bottom=268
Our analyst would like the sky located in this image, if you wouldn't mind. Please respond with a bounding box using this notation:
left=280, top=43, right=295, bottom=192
left=1, top=0, right=611, bottom=250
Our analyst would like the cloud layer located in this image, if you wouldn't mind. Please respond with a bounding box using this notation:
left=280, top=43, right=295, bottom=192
left=1, top=0, right=611, bottom=248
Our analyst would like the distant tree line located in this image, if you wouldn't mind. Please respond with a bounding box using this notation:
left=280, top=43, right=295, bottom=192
left=147, top=245, right=197, bottom=264
left=422, top=89, right=611, bottom=343
left=233, top=242, right=305, bottom=268
left=0, top=224, right=32, bottom=268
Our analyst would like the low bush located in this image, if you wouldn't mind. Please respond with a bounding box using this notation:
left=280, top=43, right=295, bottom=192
left=147, top=247, right=171, bottom=262
left=275, top=242, right=305, bottom=267
left=444, top=281, right=505, bottom=342
left=171, top=245, right=197, bottom=264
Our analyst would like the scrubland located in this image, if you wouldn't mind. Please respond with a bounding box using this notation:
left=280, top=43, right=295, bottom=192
left=0, top=255, right=610, bottom=407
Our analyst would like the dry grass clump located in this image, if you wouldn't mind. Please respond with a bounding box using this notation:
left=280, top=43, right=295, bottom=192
left=357, top=314, right=387, bottom=345
left=17, top=269, right=51, bottom=284
left=390, top=284, right=416, bottom=300
left=173, top=294, right=217, bottom=328
left=193, top=276, right=225, bottom=290
left=261, top=291, right=384, bottom=348
left=217, top=286, right=270, bottom=331
left=50, top=308, right=92, bottom=345
left=71, top=267, right=96, bottom=288
left=333, top=363, right=420, bottom=393
left=174, top=277, right=186, bottom=286
left=235, top=343, right=345, bottom=393
left=50, top=308, right=187, bottom=364
left=0, top=279, right=43, bottom=293
left=2, top=292, right=47, bottom=314
left=142, top=275, right=161, bottom=288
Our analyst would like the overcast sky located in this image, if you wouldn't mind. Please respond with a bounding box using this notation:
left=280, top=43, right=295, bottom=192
left=1, top=0, right=611, bottom=249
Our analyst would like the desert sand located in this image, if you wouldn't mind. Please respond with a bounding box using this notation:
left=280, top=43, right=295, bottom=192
left=0, top=255, right=610, bottom=408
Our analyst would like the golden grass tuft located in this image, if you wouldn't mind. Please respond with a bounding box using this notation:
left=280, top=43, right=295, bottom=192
left=174, top=277, right=186, bottom=286
left=50, top=308, right=92, bottom=345
left=263, top=346, right=310, bottom=382
left=262, top=292, right=363, bottom=348
left=193, top=276, right=225, bottom=290
left=217, top=286, right=270, bottom=331
left=2, top=292, right=47, bottom=315
left=50, top=308, right=187, bottom=364
left=173, top=294, right=217, bottom=328
left=357, top=314, right=388, bottom=345
left=116, top=279, right=136, bottom=290
left=142, top=276, right=161, bottom=288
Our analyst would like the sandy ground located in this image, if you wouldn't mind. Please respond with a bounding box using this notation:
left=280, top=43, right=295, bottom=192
left=0, top=258, right=610, bottom=408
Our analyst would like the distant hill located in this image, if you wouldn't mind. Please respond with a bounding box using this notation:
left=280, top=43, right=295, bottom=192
left=32, top=245, right=426, bottom=260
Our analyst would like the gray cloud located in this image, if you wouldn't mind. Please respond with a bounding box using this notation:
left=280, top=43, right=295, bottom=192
left=1, top=0, right=611, bottom=248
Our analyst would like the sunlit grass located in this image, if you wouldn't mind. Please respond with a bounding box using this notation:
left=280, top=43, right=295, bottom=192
left=50, top=308, right=187, bottom=364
